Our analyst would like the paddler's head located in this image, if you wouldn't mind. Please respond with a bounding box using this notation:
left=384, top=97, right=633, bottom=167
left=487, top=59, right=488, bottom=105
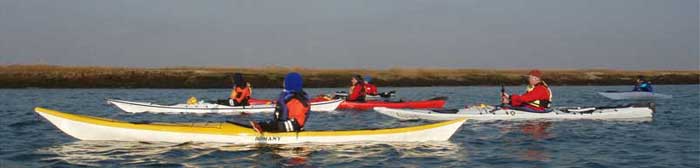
left=527, top=69, right=543, bottom=86
left=233, top=73, right=245, bottom=87
left=636, top=75, right=645, bottom=83
left=351, top=75, right=364, bottom=85
left=284, top=72, right=303, bottom=92
left=363, top=75, right=372, bottom=84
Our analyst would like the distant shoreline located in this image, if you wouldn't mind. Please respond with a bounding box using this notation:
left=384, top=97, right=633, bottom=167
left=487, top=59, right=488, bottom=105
left=1, top=65, right=698, bottom=88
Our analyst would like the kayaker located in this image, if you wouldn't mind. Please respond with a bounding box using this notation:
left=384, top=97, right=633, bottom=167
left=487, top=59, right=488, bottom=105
left=501, top=70, right=553, bottom=113
left=250, top=72, right=310, bottom=133
left=364, top=75, right=379, bottom=96
left=229, top=73, right=252, bottom=106
left=347, top=75, right=367, bottom=102
left=633, top=76, right=653, bottom=92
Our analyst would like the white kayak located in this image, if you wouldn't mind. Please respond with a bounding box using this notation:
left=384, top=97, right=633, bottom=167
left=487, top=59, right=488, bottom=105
left=107, top=98, right=344, bottom=114
left=34, top=107, right=466, bottom=144
left=374, top=103, right=654, bottom=122
left=598, top=91, right=672, bottom=100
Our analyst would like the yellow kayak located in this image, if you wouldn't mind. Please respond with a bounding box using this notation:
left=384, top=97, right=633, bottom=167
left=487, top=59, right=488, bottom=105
left=34, top=107, right=466, bottom=144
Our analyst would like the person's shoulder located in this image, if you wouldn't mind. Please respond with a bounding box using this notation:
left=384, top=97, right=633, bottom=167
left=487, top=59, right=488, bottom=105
left=534, top=84, right=550, bottom=91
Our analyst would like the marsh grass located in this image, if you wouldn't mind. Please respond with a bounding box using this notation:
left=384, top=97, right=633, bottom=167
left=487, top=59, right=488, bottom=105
left=1, top=65, right=697, bottom=88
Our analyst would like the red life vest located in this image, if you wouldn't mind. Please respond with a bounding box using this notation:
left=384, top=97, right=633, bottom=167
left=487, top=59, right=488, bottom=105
left=365, top=83, right=378, bottom=95
left=275, top=92, right=311, bottom=129
left=348, top=83, right=366, bottom=102
left=286, top=98, right=310, bottom=128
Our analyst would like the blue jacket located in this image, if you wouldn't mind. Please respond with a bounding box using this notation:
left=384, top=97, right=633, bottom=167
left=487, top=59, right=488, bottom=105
left=633, top=81, right=653, bottom=92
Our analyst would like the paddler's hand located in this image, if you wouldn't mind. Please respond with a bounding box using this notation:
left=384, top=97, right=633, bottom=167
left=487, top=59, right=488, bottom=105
left=501, top=97, right=510, bottom=104
left=501, top=93, right=510, bottom=104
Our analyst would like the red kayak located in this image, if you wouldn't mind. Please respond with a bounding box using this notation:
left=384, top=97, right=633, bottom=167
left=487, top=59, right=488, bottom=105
left=336, top=97, right=447, bottom=111
left=249, top=98, right=274, bottom=105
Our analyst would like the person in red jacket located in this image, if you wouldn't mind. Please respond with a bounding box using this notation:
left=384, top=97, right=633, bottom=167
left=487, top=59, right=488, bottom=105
left=250, top=72, right=310, bottom=133
left=347, top=75, right=366, bottom=102
left=501, top=70, right=553, bottom=112
left=364, top=75, right=379, bottom=96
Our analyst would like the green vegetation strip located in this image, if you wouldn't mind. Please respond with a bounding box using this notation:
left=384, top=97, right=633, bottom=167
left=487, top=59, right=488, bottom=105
left=1, top=65, right=698, bottom=88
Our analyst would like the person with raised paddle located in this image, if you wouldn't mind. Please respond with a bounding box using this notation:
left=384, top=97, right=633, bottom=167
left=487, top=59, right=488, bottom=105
left=501, top=69, right=553, bottom=113
left=250, top=72, right=311, bottom=133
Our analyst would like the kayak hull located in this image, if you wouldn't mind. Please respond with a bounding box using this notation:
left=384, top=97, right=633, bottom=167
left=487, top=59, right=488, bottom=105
left=374, top=104, right=653, bottom=121
left=107, top=99, right=343, bottom=114
left=34, top=107, right=465, bottom=144
left=338, top=98, right=447, bottom=111
left=598, top=91, right=672, bottom=100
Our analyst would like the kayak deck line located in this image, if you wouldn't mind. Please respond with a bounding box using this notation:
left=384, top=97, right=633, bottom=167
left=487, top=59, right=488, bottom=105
left=34, top=107, right=466, bottom=137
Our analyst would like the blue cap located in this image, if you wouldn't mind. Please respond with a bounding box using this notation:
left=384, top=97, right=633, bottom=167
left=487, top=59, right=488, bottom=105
left=364, top=75, right=372, bottom=83
left=284, top=72, right=303, bottom=92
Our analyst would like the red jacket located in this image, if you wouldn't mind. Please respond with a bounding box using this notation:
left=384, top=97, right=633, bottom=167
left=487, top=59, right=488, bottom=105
left=365, top=83, right=378, bottom=95
left=510, top=83, right=552, bottom=111
left=348, top=83, right=366, bottom=101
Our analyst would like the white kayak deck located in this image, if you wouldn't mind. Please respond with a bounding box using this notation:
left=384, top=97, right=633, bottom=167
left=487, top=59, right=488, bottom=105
left=108, top=98, right=344, bottom=114
left=374, top=103, right=654, bottom=121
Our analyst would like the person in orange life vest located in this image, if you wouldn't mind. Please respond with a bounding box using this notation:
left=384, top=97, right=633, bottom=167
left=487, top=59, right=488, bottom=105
left=501, top=70, right=553, bottom=113
left=347, top=75, right=367, bottom=102
left=229, top=73, right=252, bottom=106
left=250, top=72, right=310, bottom=133
left=364, top=75, right=379, bottom=96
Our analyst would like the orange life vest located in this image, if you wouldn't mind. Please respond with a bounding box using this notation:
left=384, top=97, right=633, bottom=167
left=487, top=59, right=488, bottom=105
left=230, top=83, right=252, bottom=104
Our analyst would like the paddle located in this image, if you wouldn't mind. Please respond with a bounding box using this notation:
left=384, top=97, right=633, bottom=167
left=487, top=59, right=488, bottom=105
left=486, top=84, right=506, bottom=113
left=500, top=84, right=506, bottom=107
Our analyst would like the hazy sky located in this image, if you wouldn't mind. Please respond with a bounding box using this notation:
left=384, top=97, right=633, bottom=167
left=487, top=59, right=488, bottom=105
left=0, top=0, right=697, bottom=69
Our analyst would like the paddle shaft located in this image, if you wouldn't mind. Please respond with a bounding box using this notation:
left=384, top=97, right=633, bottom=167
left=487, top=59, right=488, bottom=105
left=500, top=84, right=506, bottom=107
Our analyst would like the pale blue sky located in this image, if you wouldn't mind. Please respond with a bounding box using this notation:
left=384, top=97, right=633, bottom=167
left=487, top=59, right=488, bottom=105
left=0, top=0, right=697, bottom=69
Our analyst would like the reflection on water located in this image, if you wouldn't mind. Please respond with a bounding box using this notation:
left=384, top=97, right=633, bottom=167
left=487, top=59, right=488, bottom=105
left=519, top=122, right=552, bottom=162
left=520, top=122, right=552, bottom=141
left=494, top=121, right=554, bottom=163
left=40, top=140, right=463, bottom=167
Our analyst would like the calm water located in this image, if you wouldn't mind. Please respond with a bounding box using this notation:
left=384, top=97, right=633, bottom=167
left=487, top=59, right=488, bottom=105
left=1, top=85, right=698, bottom=167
